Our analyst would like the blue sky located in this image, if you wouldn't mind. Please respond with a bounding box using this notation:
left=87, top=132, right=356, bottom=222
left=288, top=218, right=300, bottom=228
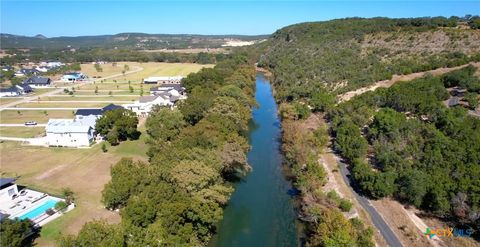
left=1, top=1, right=479, bottom=37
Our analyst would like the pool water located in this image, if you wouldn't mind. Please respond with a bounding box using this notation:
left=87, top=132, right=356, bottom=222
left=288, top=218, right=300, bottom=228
left=18, top=199, right=59, bottom=220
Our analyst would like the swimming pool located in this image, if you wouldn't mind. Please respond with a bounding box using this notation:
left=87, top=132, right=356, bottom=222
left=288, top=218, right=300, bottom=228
left=18, top=199, right=59, bottom=220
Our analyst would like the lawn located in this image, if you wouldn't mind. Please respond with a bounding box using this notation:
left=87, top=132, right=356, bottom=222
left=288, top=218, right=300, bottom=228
left=0, top=127, right=149, bottom=246
left=115, top=62, right=213, bottom=83
left=0, top=97, right=23, bottom=106
left=78, top=83, right=152, bottom=91
left=0, top=126, right=45, bottom=138
left=16, top=102, right=111, bottom=108
left=80, top=63, right=127, bottom=79
left=0, top=110, right=75, bottom=124
left=58, top=90, right=134, bottom=96
left=39, top=95, right=139, bottom=102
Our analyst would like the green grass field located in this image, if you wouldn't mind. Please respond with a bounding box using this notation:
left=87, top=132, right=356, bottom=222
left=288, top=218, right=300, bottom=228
left=0, top=126, right=148, bottom=246
left=0, top=126, right=45, bottom=138
left=78, top=83, right=153, bottom=91
left=0, top=97, right=23, bottom=106
left=0, top=110, right=75, bottom=124
left=114, top=62, right=213, bottom=82
left=17, top=102, right=111, bottom=108
left=39, top=96, right=139, bottom=101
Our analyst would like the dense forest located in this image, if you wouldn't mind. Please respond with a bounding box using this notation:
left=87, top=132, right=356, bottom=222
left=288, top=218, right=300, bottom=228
left=259, top=16, right=480, bottom=101
left=262, top=16, right=480, bottom=245
left=58, top=52, right=257, bottom=246
left=329, top=66, right=480, bottom=237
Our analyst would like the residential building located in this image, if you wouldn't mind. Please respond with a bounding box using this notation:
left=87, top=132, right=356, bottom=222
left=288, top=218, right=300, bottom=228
left=0, top=178, right=18, bottom=202
left=123, top=95, right=173, bottom=116
left=22, top=76, right=51, bottom=88
left=45, top=116, right=97, bottom=147
left=14, top=68, right=38, bottom=77
left=34, top=66, right=50, bottom=73
left=40, top=61, right=64, bottom=68
left=75, top=104, right=123, bottom=120
left=0, top=84, right=32, bottom=97
left=61, top=72, right=86, bottom=82
left=448, top=97, right=460, bottom=107
left=143, top=76, right=184, bottom=84
left=150, top=83, right=186, bottom=95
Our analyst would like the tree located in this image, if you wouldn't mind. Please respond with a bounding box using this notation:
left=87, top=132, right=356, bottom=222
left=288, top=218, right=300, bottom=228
left=62, top=187, right=75, bottom=204
left=61, top=220, right=124, bottom=247
left=94, top=86, right=98, bottom=94
left=102, top=158, right=144, bottom=209
left=95, top=109, right=140, bottom=145
left=464, top=92, right=478, bottom=110
left=101, top=142, right=108, bottom=152
left=146, top=107, right=186, bottom=142
left=129, top=85, right=134, bottom=93
left=0, top=218, right=35, bottom=247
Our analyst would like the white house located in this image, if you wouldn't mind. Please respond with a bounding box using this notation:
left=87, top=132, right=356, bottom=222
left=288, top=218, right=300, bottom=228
left=0, top=178, right=18, bottom=202
left=22, top=76, right=51, bottom=88
left=123, top=95, right=173, bottom=116
left=45, top=116, right=97, bottom=147
left=61, top=72, right=86, bottom=82
left=40, top=61, right=64, bottom=68
left=143, top=76, right=184, bottom=84
left=0, top=84, right=32, bottom=97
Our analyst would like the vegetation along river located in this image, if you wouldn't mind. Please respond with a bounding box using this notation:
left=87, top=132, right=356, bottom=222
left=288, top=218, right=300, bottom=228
left=210, top=73, right=300, bottom=247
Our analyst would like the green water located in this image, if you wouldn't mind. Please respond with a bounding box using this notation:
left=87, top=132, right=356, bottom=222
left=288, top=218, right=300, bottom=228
left=210, top=73, right=300, bottom=247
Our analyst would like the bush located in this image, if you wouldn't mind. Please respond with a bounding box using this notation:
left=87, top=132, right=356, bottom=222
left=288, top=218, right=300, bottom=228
left=339, top=199, right=353, bottom=212
left=55, top=201, right=68, bottom=211
left=101, top=143, right=108, bottom=153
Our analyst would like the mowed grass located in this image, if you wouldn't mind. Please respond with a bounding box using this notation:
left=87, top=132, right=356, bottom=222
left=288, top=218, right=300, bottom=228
left=115, top=62, right=213, bottom=83
left=0, top=127, right=149, bottom=246
left=39, top=96, right=139, bottom=102
left=0, top=97, right=23, bottom=106
left=78, top=83, right=153, bottom=91
left=16, top=102, right=110, bottom=108
left=80, top=63, right=127, bottom=79
left=0, top=126, right=45, bottom=138
left=0, top=110, right=75, bottom=124
left=59, top=90, right=134, bottom=96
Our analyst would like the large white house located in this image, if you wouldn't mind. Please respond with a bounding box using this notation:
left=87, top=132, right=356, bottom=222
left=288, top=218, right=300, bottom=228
left=143, top=76, right=184, bottom=84
left=61, top=72, right=86, bottom=82
left=22, top=76, right=51, bottom=88
left=45, top=116, right=97, bottom=147
left=0, top=84, right=33, bottom=98
left=0, top=178, right=18, bottom=203
left=123, top=95, right=173, bottom=116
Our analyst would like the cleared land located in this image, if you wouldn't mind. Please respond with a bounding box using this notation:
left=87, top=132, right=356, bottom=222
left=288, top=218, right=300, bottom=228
left=0, top=126, right=45, bottom=138
left=0, top=128, right=149, bottom=246
left=0, top=110, right=75, bottom=124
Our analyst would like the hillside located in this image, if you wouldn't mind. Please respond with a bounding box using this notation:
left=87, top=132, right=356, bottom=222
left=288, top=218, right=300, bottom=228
left=0, top=33, right=268, bottom=50
left=258, top=17, right=480, bottom=101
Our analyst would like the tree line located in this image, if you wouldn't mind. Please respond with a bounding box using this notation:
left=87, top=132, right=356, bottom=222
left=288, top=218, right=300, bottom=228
left=59, top=51, right=257, bottom=246
left=329, top=67, right=480, bottom=239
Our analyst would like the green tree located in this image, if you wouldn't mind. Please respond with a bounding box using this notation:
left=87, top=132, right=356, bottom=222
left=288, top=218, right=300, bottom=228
left=95, top=109, right=140, bottom=145
left=0, top=218, right=35, bottom=247
left=146, top=107, right=186, bottom=142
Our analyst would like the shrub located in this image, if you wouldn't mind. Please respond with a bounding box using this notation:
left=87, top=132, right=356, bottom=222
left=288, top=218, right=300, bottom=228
left=55, top=201, right=68, bottom=211
left=339, top=199, right=353, bottom=212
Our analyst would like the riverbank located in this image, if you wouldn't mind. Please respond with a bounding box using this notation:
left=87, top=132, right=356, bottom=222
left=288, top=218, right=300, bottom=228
left=211, top=73, right=300, bottom=247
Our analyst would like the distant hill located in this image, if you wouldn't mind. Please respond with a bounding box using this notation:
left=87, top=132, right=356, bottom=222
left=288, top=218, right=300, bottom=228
left=258, top=17, right=480, bottom=99
left=0, top=33, right=269, bottom=50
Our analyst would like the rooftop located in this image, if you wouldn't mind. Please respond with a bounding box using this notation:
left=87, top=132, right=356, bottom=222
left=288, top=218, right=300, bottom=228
left=0, top=178, right=16, bottom=189
left=46, top=116, right=97, bottom=133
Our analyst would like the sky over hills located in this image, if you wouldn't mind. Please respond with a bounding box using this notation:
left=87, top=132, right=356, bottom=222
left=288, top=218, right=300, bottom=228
left=1, top=1, right=479, bottom=37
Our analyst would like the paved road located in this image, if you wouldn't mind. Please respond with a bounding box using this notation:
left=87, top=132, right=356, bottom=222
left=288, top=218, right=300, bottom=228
left=0, top=65, right=144, bottom=111
left=335, top=157, right=403, bottom=247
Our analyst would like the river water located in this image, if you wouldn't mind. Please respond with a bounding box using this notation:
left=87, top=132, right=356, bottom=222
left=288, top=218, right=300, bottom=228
left=210, top=73, right=299, bottom=247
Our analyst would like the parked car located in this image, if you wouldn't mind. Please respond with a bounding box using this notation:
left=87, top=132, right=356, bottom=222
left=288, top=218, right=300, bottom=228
left=24, top=121, right=37, bottom=126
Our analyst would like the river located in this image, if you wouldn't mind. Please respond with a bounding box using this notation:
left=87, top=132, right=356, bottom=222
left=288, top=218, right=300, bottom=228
left=210, top=73, right=300, bottom=247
